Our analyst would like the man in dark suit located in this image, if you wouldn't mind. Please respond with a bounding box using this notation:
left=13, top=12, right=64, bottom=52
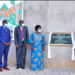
left=0, top=20, right=11, bottom=72
left=14, top=20, right=29, bottom=69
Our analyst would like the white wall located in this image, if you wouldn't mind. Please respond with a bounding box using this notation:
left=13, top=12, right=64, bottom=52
left=8, top=1, right=75, bottom=69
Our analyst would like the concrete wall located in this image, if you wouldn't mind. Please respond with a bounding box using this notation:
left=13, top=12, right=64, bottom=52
left=8, top=1, right=75, bottom=69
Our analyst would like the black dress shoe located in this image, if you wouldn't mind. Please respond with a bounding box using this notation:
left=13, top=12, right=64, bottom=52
left=21, top=67, right=25, bottom=69
left=16, top=67, right=20, bottom=69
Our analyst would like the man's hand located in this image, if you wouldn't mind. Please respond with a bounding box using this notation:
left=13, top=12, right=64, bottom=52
left=7, top=43, right=10, bottom=46
left=16, top=44, right=18, bottom=49
left=4, top=43, right=8, bottom=46
left=25, top=44, right=28, bottom=49
left=4, top=43, right=10, bottom=46
left=31, top=44, right=34, bottom=50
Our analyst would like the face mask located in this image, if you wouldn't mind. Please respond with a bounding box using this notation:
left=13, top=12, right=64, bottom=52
left=4, top=24, right=8, bottom=27
left=22, top=23, right=25, bottom=26
left=4, top=23, right=8, bottom=26
left=38, top=29, right=41, bottom=33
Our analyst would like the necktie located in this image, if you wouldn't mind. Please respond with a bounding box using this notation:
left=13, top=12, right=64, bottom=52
left=5, top=27, right=7, bottom=33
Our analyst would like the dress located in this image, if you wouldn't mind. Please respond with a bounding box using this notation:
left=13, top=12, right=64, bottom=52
left=29, top=32, right=46, bottom=71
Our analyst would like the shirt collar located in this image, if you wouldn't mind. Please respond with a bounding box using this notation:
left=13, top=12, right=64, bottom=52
left=20, top=26, right=23, bottom=29
left=3, top=25, right=6, bottom=29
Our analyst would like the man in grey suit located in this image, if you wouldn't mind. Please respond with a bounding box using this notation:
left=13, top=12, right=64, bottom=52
left=14, top=20, right=29, bottom=69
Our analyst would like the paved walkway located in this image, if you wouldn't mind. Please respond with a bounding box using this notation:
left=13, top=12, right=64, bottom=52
left=0, top=65, right=75, bottom=75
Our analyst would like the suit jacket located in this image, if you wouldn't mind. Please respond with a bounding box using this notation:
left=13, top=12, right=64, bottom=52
left=0, top=26, right=11, bottom=47
left=14, top=26, right=29, bottom=47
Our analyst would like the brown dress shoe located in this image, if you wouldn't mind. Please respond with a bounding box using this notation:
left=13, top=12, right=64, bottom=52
left=0, top=68, right=3, bottom=72
left=3, top=67, right=9, bottom=70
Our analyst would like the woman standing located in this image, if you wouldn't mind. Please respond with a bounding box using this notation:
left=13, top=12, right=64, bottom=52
left=29, top=25, right=46, bottom=71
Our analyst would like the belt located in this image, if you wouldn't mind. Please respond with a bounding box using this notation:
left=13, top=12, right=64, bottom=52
left=22, top=41, right=24, bottom=43
left=21, top=41, right=24, bottom=47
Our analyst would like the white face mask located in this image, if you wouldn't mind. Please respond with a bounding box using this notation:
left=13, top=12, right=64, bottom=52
left=4, top=24, right=8, bottom=27
left=22, top=23, right=25, bottom=26
left=38, top=29, right=41, bottom=33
